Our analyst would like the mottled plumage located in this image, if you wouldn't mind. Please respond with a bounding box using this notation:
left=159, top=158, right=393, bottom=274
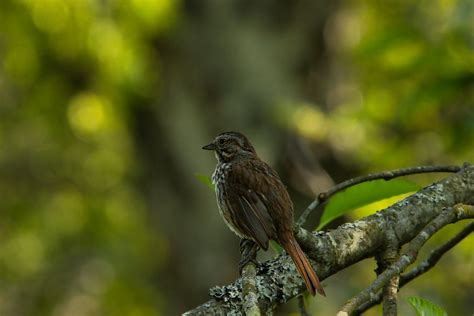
left=203, top=131, right=325, bottom=296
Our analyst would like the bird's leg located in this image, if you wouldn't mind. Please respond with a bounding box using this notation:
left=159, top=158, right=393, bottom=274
left=239, top=239, right=259, bottom=274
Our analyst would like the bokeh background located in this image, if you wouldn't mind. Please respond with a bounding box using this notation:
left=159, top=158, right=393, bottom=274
left=0, top=0, right=473, bottom=315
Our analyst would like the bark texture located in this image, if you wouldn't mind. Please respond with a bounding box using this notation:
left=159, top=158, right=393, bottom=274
left=183, top=165, right=474, bottom=315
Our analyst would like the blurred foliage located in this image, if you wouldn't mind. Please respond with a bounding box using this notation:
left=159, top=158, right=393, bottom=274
left=0, top=0, right=175, bottom=315
left=281, top=1, right=474, bottom=170
left=0, top=0, right=472, bottom=315
left=194, top=174, right=214, bottom=190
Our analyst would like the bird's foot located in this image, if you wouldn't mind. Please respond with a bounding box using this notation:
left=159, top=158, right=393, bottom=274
left=239, top=239, right=259, bottom=275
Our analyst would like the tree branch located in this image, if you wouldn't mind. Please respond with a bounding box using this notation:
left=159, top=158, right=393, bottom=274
left=376, top=229, right=400, bottom=316
left=298, top=295, right=310, bottom=316
left=337, top=204, right=474, bottom=315
left=184, top=165, right=473, bottom=315
left=241, top=262, right=261, bottom=316
left=382, top=273, right=399, bottom=316
left=296, top=165, right=462, bottom=226
left=354, top=220, right=474, bottom=315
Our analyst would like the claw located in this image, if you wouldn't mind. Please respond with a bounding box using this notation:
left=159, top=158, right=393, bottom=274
left=239, top=239, right=259, bottom=275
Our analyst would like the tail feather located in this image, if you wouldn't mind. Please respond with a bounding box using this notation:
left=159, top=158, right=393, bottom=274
left=285, top=237, right=325, bottom=296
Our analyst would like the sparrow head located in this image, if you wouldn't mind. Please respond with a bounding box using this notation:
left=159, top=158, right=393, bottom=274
left=202, top=131, right=257, bottom=162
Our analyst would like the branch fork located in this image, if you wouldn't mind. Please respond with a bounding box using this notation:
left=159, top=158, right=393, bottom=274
left=184, top=165, right=473, bottom=315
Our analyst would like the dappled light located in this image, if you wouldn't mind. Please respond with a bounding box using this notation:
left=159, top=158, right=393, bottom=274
left=0, top=0, right=472, bottom=315
left=68, top=93, right=107, bottom=137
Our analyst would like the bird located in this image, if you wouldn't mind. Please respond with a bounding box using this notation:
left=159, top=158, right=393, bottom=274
left=202, top=131, right=325, bottom=296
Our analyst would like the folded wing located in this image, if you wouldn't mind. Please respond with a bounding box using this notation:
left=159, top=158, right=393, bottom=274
left=223, top=161, right=288, bottom=249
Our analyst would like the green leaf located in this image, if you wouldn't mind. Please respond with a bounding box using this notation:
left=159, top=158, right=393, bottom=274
left=317, top=179, right=420, bottom=230
left=194, top=174, right=214, bottom=190
left=407, top=296, right=448, bottom=316
left=270, top=240, right=283, bottom=255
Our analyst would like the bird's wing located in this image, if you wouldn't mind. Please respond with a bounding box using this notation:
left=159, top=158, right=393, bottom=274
left=224, top=160, right=290, bottom=250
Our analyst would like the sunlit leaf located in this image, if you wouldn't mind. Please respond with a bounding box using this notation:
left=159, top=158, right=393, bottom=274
left=350, top=192, right=413, bottom=220
left=407, top=296, right=448, bottom=316
left=195, top=174, right=214, bottom=190
left=317, top=179, right=420, bottom=230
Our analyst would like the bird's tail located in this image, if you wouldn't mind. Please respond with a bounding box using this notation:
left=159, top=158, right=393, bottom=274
left=284, top=236, right=325, bottom=296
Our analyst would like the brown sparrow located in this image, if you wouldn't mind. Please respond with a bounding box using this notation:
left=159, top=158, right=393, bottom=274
left=203, top=131, right=325, bottom=296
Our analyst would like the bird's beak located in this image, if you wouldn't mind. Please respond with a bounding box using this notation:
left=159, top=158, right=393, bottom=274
left=202, top=142, right=216, bottom=150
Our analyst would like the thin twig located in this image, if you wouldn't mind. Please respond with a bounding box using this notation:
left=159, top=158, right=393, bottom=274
left=354, top=221, right=474, bottom=315
left=239, top=240, right=262, bottom=315
left=337, top=204, right=474, bottom=316
left=241, top=262, right=261, bottom=316
left=298, top=295, right=310, bottom=316
left=297, top=165, right=462, bottom=226
left=382, top=274, right=399, bottom=316
left=376, top=229, right=400, bottom=316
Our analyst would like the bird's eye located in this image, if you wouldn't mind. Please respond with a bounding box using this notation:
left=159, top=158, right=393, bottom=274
left=218, top=138, right=225, bottom=146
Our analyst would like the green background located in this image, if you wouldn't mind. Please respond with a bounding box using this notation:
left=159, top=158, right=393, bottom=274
left=0, top=0, right=472, bottom=315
